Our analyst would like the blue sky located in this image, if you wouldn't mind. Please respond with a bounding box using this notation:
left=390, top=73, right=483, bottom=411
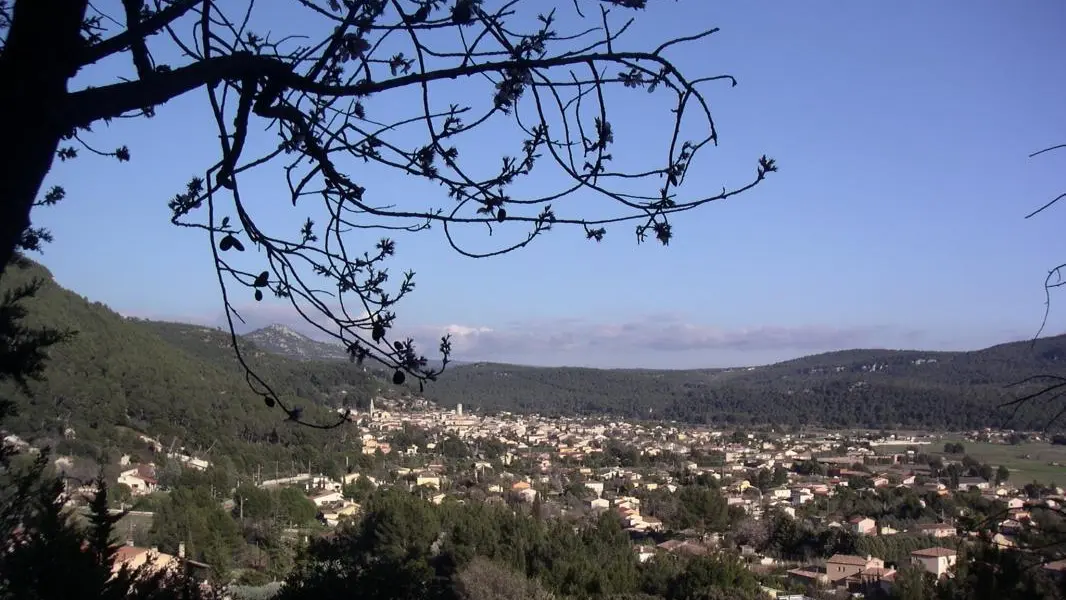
left=31, top=0, right=1066, bottom=368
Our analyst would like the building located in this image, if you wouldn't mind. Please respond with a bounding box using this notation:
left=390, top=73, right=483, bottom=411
left=957, top=477, right=990, bottom=491
left=117, top=465, right=157, bottom=496
left=113, top=545, right=178, bottom=575
left=826, top=554, right=884, bottom=584
left=911, top=547, right=958, bottom=578
left=849, top=516, right=877, bottom=536
left=415, top=473, right=441, bottom=490
left=916, top=523, right=956, bottom=538
left=309, top=490, right=344, bottom=507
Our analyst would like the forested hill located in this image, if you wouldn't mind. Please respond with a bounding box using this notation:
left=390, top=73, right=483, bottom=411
left=4, top=255, right=1064, bottom=449
left=418, top=336, right=1066, bottom=431
left=0, top=258, right=383, bottom=474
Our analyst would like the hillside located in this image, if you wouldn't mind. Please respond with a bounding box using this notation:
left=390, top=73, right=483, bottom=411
left=4, top=254, right=1064, bottom=455
left=0, top=258, right=381, bottom=475
left=415, top=338, right=1066, bottom=431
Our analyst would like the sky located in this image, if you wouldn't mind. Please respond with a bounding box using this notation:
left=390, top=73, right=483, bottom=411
left=29, top=0, right=1066, bottom=369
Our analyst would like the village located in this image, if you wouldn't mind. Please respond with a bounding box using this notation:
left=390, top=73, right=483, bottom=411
left=74, top=395, right=1066, bottom=598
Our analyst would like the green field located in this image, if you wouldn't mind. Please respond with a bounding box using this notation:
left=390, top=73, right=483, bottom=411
left=937, top=440, right=1066, bottom=485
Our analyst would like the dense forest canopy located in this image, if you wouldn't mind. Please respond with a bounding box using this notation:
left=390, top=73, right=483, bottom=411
left=415, top=338, right=1066, bottom=430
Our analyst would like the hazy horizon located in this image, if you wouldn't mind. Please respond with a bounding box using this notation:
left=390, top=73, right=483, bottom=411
left=117, top=308, right=1057, bottom=371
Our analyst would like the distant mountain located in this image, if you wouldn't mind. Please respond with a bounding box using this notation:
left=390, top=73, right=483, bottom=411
left=240, top=324, right=461, bottom=372
left=243, top=324, right=349, bottom=362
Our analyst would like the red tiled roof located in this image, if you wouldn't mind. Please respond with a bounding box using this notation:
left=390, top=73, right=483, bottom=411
left=115, top=546, right=148, bottom=563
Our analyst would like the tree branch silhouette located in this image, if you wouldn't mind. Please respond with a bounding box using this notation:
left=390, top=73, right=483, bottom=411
left=1003, top=144, right=1066, bottom=431
left=0, top=0, right=776, bottom=426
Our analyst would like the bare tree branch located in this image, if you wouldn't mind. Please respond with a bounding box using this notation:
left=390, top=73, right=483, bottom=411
left=1002, top=143, right=1066, bottom=429
left=1, top=0, right=777, bottom=426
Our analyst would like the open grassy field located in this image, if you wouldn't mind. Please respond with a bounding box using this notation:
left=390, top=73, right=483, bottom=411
left=936, top=440, right=1066, bottom=485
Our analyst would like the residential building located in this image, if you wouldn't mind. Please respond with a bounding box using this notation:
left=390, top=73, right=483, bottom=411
left=849, top=516, right=876, bottom=536
left=911, top=547, right=958, bottom=578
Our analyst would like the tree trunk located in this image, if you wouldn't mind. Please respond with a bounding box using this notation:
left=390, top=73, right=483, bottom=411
left=0, top=0, right=89, bottom=278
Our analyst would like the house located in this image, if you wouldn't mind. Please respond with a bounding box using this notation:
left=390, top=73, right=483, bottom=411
left=640, top=516, right=664, bottom=532
left=309, top=490, right=344, bottom=507
left=911, top=547, right=957, bottom=578
left=825, top=554, right=884, bottom=584
left=323, top=503, right=361, bottom=524
left=117, top=465, right=157, bottom=496
left=957, top=477, right=989, bottom=491
left=770, top=488, right=792, bottom=500
left=584, top=481, right=605, bottom=497
left=858, top=566, right=896, bottom=589
left=791, top=489, right=814, bottom=506
left=415, top=473, right=441, bottom=490
left=849, top=516, right=876, bottom=536
left=999, top=518, right=1024, bottom=534
left=786, top=566, right=829, bottom=587
left=113, top=545, right=177, bottom=575
left=635, top=547, right=657, bottom=563
left=657, top=539, right=709, bottom=556
left=916, top=523, right=956, bottom=538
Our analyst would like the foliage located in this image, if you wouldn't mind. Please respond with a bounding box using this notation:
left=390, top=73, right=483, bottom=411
left=342, top=476, right=376, bottom=504
left=943, top=442, right=965, bottom=454
left=0, top=409, right=216, bottom=599
left=453, top=557, right=554, bottom=600
left=418, top=336, right=1066, bottom=429
left=0, top=258, right=375, bottom=475
left=0, top=256, right=72, bottom=393
left=277, top=486, right=764, bottom=600
left=150, top=486, right=244, bottom=581
left=0, top=0, right=774, bottom=426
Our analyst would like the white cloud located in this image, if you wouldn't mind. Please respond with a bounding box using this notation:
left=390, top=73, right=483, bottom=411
left=387, top=315, right=923, bottom=368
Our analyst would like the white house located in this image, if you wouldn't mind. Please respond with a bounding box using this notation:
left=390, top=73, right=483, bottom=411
left=590, top=498, right=610, bottom=511
left=416, top=474, right=441, bottom=489
left=309, top=490, right=344, bottom=507
left=584, top=481, right=605, bottom=497
left=911, top=547, right=958, bottom=578
left=117, top=465, right=157, bottom=496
